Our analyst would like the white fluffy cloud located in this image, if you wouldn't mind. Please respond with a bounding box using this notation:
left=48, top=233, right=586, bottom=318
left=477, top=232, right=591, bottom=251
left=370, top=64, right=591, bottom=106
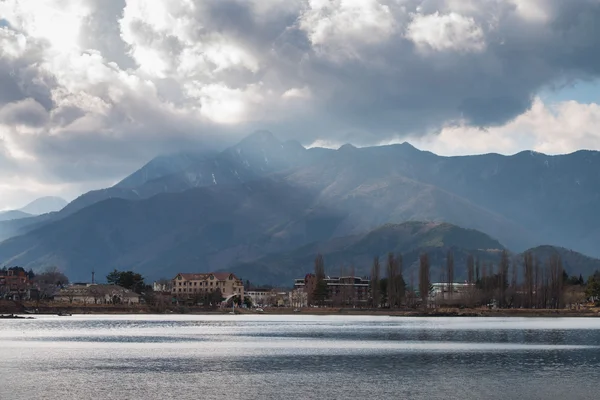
left=1, top=0, right=600, bottom=208
left=403, top=97, right=600, bottom=156
left=406, top=12, right=486, bottom=52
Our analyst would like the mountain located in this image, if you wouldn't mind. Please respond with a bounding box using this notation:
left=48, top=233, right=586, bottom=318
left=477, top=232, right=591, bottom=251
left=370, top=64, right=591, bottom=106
left=53, top=131, right=314, bottom=216
left=0, top=131, right=328, bottom=242
left=0, top=178, right=339, bottom=282
left=524, top=245, right=600, bottom=278
left=19, top=197, right=67, bottom=215
left=3, top=132, right=600, bottom=282
left=228, top=222, right=506, bottom=286
left=0, top=196, right=66, bottom=225
left=0, top=210, right=32, bottom=222
left=114, top=151, right=211, bottom=189
left=228, top=226, right=600, bottom=287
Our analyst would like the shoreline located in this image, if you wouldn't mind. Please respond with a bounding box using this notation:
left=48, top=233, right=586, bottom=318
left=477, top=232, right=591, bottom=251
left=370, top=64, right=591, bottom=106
left=4, top=306, right=599, bottom=318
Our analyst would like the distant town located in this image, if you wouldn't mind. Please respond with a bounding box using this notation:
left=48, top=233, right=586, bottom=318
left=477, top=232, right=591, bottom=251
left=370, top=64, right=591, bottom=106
left=2, top=250, right=600, bottom=316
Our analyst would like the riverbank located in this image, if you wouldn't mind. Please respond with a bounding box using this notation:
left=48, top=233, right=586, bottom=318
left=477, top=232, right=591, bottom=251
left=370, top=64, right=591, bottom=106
left=3, top=299, right=599, bottom=317
left=251, top=307, right=600, bottom=318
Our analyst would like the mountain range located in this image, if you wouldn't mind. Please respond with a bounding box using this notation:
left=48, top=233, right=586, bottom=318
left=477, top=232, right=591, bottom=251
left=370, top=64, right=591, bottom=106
left=1, top=131, right=600, bottom=285
left=229, top=222, right=600, bottom=286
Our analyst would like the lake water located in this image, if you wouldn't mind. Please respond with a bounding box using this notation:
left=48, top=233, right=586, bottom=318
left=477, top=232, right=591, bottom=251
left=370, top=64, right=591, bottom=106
left=1, top=315, right=599, bottom=400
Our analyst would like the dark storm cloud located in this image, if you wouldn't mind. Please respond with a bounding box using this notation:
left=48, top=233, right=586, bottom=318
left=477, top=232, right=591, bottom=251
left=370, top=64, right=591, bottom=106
left=2, top=0, right=600, bottom=199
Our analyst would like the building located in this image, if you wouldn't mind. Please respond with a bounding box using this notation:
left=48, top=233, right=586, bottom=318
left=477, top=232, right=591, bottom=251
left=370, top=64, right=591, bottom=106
left=0, top=269, right=31, bottom=300
left=55, top=284, right=141, bottom=305
left=294, top=274, right=371, bottom=306
left=172, top=272, right=244, bottom=304
left=153, top=280, right=172, bottom=293
left=429, top=282, right=475, bottom=303
left=245, top=288, right=272, bottom=306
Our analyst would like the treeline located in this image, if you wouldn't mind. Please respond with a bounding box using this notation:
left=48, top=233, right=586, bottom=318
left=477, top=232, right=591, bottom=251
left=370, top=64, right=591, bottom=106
left=309, top=250, right=600, bottom=310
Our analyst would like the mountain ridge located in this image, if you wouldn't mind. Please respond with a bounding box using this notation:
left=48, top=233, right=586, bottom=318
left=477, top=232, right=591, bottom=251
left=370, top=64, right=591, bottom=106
left=2, top=132, right=600, bottom=282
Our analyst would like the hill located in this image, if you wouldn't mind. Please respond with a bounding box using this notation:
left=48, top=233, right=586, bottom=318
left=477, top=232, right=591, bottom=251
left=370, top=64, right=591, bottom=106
left=227, top=222, right=506, bottom=286
left=228, top=227, right=600, bottom=287
left=524, top=245, right=600, bottom=278
left=0, top=210, right=32, bottom=222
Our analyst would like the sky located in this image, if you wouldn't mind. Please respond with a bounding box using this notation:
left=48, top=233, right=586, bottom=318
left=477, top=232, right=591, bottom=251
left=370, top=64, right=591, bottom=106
left=1, top=0, right=600, bottom=210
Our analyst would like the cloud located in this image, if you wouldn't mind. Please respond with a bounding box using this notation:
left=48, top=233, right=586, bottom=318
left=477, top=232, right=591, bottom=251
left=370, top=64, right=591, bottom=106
left=401, top=97, right=600, bottom=156
left=1, top=0, right=600, bottom=208
left=406, top=12, right=486, bottom=52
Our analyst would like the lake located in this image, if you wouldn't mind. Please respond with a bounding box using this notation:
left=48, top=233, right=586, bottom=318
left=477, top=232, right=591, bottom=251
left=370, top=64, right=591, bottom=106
left=1, top=315, right=599, bottom=399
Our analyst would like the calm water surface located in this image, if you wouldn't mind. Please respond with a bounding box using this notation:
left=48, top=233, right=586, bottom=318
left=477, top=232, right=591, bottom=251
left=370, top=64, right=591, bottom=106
left=1, top=315, right=599, bottom=399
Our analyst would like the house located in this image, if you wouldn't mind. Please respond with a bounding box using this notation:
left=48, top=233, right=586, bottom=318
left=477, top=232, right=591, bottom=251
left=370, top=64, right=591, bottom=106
left=55, top=284, right=141, bottom=305
left=172, top=272, right=244, bottom=304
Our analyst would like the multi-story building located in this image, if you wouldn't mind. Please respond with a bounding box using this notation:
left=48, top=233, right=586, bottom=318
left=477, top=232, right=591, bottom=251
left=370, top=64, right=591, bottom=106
left=294, top=274, right=370, bottom=306
left=0, top=269, right=31, bottom=300
left=172, top=272, right=244, bottom=303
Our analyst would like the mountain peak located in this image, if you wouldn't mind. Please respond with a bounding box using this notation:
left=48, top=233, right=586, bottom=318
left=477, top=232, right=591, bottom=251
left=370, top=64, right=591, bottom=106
left=338, top=143, right=358, bottom=152
left=241, top=130, right=278, bottom=144
left=19, top=196, right=67, bottom=215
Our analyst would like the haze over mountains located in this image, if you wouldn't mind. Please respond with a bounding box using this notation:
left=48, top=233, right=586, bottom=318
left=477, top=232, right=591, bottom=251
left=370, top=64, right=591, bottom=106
left=0, top=197, right=67, bottom=222
left=1, top=131, right=600, bottom=285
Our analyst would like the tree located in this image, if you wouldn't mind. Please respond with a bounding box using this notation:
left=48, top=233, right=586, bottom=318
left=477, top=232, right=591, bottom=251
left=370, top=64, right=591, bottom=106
left=370, top=256, right=381, bottom=308
left=446, top=250, right=454, bottom=300
left=548, top=254, right=564, bottom=309
left=313, top=254, right=328, bottom=306
left=386, top=253, right=397, bottom=308
left=499, top=250, right=509, bottom=307
left=33, top=266, right=70, bottom=301
left=523, top=252, right=534, bottom=308
left=106, top=269, right=121, bottom=285
left=106, top=270, right=145, bottom=293
left=466, top=254, right=475, bottom=285
left=585, top=271, right=600, bottom=303
left=419, top=253, right=430, bottom=311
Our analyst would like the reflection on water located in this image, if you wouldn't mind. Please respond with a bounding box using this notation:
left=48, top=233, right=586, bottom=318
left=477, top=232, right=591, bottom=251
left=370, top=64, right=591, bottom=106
left=1, top=315, right=599, bottom=400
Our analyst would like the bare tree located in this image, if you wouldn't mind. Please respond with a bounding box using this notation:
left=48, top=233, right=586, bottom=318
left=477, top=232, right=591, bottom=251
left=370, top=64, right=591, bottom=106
left=467, top=254, right=475, bottom=284
left=548, top=254, right=564, bottom=309
left=537, top=263, right=545, bottom=308
left=524, top=252, right=534, bottom=308
left=370, top=256, right=380, bottom=308
left=313, top=254, right=327, bottom=306
left=419, top=253, right=430, bottom=311
left=349, top=265, right=356, bottom=308
left=33, top=266, right=70, bottom=302
left=395, top=254, right=405, bottom=307
left=387, top=253, right=397, bottom=308
left=509, top=257, right=518, bottom=308
left=446, top=250, right=454, bottom=300
left=499, top=250, right=509, bottom=307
